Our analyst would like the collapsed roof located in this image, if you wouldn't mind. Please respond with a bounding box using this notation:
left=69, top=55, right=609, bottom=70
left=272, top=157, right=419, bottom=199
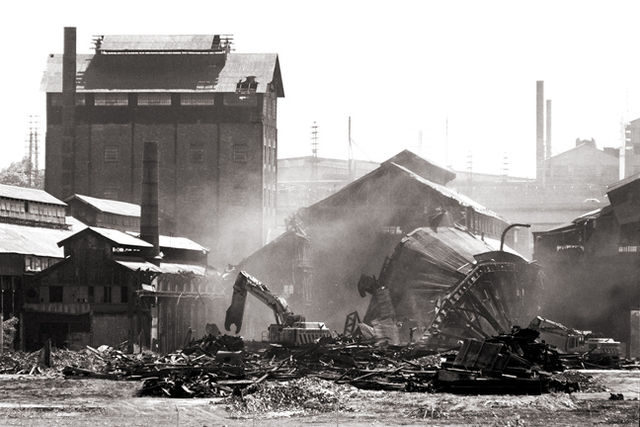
left=361, top=226, right=540, bottom=347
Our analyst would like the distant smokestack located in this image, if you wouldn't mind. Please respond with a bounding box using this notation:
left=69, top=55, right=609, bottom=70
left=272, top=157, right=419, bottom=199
left=536, top=81, right=544, bottom=183
left=141, top=141, right=160, bottom=258
left=545, top=100, right=552, bottom=159
left=61, top=27, right=77, bottom=197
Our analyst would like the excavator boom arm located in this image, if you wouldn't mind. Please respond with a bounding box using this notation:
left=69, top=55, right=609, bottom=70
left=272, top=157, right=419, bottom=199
left=224, top=271, right=295, bottom=334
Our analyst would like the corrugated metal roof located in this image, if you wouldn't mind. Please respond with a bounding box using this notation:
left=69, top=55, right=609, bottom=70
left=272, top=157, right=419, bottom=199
left=116, top=260, right=163, bottom=273
left=159, top=263, right=206, bottom=276
left=41, top=52, right=282, bottom=95
left=116, top=259, right=205, bottom=276
left=0, top=222, right=72, bottom=257
left=70, top=194, right=140, bottom=217
left=390, top=163, right=506, bottom=222
left=216, top=54, right=282, bottom=95
left=159, top=235, right=207, bottom=252
left=89, top=227, right=152, bottom=248
left=0, top=184, right=66, bottom=206
left=98, top=35, right=220, bottom=52
left=125, top=232, right=208, bottom=252
left=59, top=226, right=152, bottom=248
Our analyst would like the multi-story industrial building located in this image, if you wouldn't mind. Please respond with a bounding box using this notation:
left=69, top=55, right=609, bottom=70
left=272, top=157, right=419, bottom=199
left=41, top=28, right=284, bottom=263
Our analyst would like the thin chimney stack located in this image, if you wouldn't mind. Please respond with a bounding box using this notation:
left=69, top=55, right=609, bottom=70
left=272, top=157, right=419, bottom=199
left=536, top=81, right=544, bottom=183
left=141, top=141, right=160, bottom=260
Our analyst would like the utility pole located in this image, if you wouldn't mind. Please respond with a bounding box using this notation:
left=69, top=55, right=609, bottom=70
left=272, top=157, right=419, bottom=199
left=445, top=117, right=450, bottom=168
left=34, top=116, right=40, bottom=185
left=310, top=122, right=319, bottom=203
left=466, top=150, right=473, bottom=197
left=348, top=117, right=354, bottom=181
left=27, top=116, right=34, bottom=187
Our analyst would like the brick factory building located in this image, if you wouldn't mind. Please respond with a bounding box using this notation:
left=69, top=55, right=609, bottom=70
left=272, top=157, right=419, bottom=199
left=41, top=28, right=284, bottom=263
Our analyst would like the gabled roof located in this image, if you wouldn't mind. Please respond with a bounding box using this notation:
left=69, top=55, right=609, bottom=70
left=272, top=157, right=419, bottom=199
left=58, top=226, right=152, bottom=249
left=125, top=231, right=209, bottom=253
left=305, top=160, right=504, bottom=222
left=382, top=149, right=456, bottom=184
left=547, top=141, right=619, bottom=164
left=391, top=163, right=504, bottom=221
left=66, top=194, right=140, bottom=217
left=0, top=184, right=66, bottom=206
left=41, top=52, right=284, bottom=96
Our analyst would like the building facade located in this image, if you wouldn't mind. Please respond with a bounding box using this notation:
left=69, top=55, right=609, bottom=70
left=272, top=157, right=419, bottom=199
left=24, top=226, right=221, bottom=352
left=450, top=139, right=618, bottom=257
left=42, top=28, right=284, bottom=263
left=0, top=184, right=77, bottom=327
left=533, top=175, right=640, bottom=356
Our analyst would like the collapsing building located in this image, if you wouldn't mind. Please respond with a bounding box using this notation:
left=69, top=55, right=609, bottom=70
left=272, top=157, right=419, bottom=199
left=360, top=226, right=541, bottom=347
left=233, top=150, right=513, bottom=339
left=534, top=174, right=640, bottom=357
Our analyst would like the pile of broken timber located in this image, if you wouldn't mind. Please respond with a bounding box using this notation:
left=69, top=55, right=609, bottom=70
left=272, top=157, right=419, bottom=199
left=62, top=335, right=444, bottom=397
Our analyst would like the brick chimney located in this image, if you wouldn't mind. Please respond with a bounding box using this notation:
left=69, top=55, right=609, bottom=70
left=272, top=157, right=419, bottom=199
left=61, top=27, right=76, bottom=197
left=141, top=141, right=160, bottom=260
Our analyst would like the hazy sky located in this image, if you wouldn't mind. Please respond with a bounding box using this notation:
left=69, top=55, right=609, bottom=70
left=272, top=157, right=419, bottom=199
left=2, top=0, right=640, bottom=177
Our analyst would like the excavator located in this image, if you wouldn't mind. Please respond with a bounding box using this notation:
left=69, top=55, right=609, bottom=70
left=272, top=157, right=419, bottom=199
left=224, top=271, right=331, bottom=346
left=529, top=316, right=621, bottom=367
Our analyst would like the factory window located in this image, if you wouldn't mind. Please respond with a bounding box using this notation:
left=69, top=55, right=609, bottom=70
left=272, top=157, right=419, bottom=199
left=88, top=286, right=94, bottom=303
left=49, top=286, right=63, bottom=303
left=232, top=144, right=249, bottom=162
left=103, top=286, right=112, bottom=303
left=138, top=93, right=172, bottom=106
left=181, top=93, right=215, bottom=106
left=189, top=144, right=205, bottom=163
left=120, top=286, right=128, bottom=303
left=94, top=93, right=128, bottom=106
left=104, top=146, right=119, bottom=162
left=50, top=94, right=86, bottom=106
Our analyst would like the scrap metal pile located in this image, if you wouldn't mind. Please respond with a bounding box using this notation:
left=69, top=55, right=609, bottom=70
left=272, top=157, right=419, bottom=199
left=53, top=328, right=614, bottom=398
left=358, top=227, right=543, bottom=348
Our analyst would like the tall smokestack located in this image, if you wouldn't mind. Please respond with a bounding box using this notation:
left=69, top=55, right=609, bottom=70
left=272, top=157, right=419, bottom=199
left=62, top=27, right=77, bottom=197
left=545, top=99, right=552, bottom=159
left=141, top=141, right=160, bottom=259
left=536, top=81, right=544, bottom=183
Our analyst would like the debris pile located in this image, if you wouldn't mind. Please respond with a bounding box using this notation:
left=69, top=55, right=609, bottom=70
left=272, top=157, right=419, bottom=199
left=225, top=378, right=351, bottom=415
left=2, top=317, right=18, bottom=352
left=53, top=328, right=621, bottom=399
left=434, top=327, right=568, bottom=394
left=0, top=347, right=104, bottom=375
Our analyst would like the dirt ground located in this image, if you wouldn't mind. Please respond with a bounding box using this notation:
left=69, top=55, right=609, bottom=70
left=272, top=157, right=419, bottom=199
left=0, top=370, right=637, bottom=426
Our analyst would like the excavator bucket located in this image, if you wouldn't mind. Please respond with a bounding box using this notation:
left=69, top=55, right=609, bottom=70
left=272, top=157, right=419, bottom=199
left=224, top=273, right=249, bottom=333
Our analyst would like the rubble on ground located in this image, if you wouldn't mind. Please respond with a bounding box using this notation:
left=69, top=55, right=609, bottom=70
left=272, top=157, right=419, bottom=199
left=0, top=327, right=628, bottom=403
left=225, top=378, right=352, bottom=416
